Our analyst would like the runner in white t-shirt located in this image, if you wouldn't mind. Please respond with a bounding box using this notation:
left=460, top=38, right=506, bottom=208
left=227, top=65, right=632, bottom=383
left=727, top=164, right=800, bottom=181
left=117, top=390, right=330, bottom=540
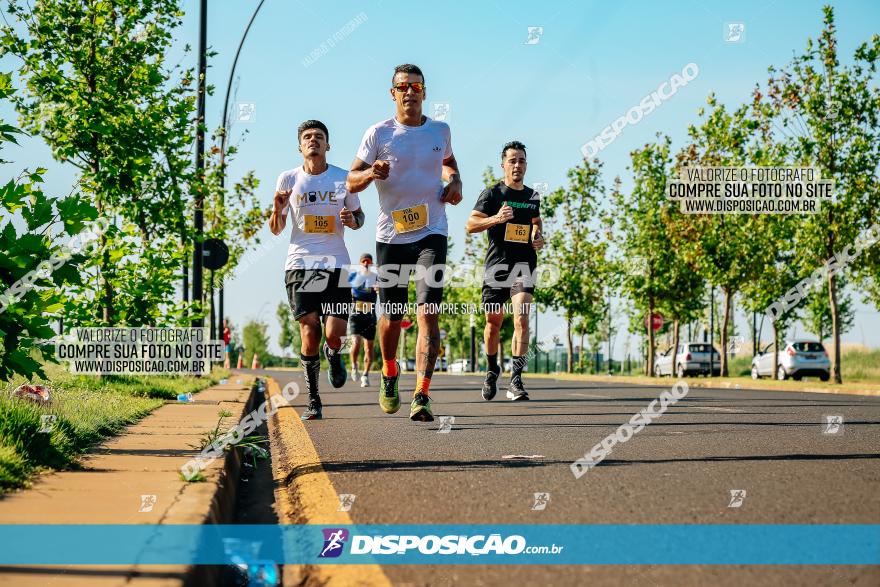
left=269, top=120, right=365, bottom=421
left=346, top=64, right=463, bottom=423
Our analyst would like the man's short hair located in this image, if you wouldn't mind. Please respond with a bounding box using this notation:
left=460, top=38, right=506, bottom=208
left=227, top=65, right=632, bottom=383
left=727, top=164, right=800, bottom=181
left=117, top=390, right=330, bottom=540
left=297, top=119, right=329, bottom=143
left=501, top=141, right=527, bottom=160
left=392, top=63, right=425, bottom=85
left=360, top=253, right=373, bottom=262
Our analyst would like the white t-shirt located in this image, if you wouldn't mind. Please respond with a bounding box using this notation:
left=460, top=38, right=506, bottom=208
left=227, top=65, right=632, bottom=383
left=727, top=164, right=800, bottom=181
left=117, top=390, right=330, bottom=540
left=356, top=116, right=453, bottom=244
left=276, top=164, right=360, bottom=270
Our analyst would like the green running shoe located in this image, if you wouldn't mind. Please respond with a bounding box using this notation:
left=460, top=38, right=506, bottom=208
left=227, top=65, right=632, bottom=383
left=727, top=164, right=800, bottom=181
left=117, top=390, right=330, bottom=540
left=409, top=392, right=434, bottom=422
left=379, top=362, right=400, bottom=414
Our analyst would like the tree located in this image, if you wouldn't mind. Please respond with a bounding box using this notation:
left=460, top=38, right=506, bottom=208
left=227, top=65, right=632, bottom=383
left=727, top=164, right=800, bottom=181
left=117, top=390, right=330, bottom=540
left=759, top=6, right=880, bottom=382
left=541, top=158, right=608, bottom=373
left=803, top=277, right=855, bottom=345
left=613, top=137, right=699, bottom=377
left=1, top=0, right=197, bottom=325
left=242, top=320, right=269, bottom=369
left=742, top=254, right=801, bottom=376
left=0, top=73, right=98, bottom=380
left=276, top=301, right=300, bottom=366
left=674, top=98, right=769, bottom=376
left=204, top=129, right=268, bottom=306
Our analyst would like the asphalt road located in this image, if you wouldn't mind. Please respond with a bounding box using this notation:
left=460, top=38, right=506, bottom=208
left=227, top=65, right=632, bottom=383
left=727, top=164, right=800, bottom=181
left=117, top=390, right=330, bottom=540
left=260, top=369, right=880, bottom=586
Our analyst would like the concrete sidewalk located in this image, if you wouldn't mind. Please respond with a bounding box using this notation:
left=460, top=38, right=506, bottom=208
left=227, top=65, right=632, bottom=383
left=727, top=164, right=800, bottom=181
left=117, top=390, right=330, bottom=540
left=0, top=376, right=256, bottom=586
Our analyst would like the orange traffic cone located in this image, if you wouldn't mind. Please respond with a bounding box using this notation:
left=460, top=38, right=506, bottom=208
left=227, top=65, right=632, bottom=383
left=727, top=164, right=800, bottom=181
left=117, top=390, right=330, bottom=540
left=251, top=354, right=260, bottom=370
left=236, top=353, right=243, bottom=369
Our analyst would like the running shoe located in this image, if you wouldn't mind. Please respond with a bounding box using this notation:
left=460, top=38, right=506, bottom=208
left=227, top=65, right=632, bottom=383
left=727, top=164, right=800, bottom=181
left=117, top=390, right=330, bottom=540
left=482, top=368, right=500, bottom=401
left=506, top=377, right=530, bottom=401
left=301, top=396, right=323, bottom=420
left=409, top=392, right=434, bottom=421
left=324, top=343, right=347, bottom=388
left=360, top=373, right=370, bottom=388
left=379, top=362, right=400, bottom=413
left=351, top=365, right=360, bottom=382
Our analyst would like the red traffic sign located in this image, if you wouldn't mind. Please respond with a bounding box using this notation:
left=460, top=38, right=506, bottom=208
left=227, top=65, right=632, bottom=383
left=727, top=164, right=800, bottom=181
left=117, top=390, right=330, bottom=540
left=645, top=312, right=664, bottom=331
left=401, top=319, right=414, bottom=330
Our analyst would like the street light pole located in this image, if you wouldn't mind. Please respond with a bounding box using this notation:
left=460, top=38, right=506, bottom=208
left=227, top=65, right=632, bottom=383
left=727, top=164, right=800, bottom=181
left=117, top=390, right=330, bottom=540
left=217, top=0, right=267, bottom=338
left=709, top=284, right=715, bottom=376
left=192, top=0, right=207, bottom=327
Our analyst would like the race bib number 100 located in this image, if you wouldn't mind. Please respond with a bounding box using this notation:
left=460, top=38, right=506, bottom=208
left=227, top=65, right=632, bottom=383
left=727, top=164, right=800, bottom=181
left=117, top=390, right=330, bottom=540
left=504, top=223, right=531, bottom=243
left=304, top=215, right=335, bottom=234
left=391, top=204, right=429, bottom=234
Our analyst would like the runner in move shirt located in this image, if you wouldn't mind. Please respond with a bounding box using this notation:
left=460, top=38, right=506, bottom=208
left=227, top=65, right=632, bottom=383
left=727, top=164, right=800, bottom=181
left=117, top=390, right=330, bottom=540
left=466, top=141, right=544, bottom=401
left=269, top=120, right=365, bottom=420
left=346, top=63, right=463, bottom=422
left=348, top=253, right=379, bottom=388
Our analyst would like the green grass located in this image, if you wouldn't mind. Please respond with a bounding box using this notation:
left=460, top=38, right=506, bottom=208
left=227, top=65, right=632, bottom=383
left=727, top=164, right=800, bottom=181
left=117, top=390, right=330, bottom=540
left=0, top=363, right=229, bottom=492
left=840, top=348, right=880, bottom=381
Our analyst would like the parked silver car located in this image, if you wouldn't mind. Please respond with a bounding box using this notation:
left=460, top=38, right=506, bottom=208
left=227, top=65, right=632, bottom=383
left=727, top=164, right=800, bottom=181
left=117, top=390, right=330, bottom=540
left=751, top=340, right=830, bottom=381
left=654, top=342, right=721, bottom=377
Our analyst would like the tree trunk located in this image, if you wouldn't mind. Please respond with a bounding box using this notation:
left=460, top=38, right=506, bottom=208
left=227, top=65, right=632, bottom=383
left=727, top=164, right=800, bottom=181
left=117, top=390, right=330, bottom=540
left=647, top=297, right=656, bottom=377
left=720, top=287, right=731, bottom=377
left=672, top=319, right=680, bottom=376
left=828, top=271, right=842, bottom=383
left=579, top=331, right=585, bottom=373
left=566, top=315, right=574, bottom=373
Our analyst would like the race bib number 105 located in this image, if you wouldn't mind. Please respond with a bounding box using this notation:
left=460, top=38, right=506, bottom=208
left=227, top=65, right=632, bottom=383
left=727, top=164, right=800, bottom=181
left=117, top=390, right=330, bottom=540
left=391, top=204, right=429, bottom=234
left=304, top=215, right=335, bottom=234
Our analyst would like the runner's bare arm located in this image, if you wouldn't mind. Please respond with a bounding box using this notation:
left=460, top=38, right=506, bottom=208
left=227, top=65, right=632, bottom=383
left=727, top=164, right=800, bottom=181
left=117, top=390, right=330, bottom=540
left=440, top=154, right=463, bottom=204
left=340, top=206, right=365, bottom=229
left=268, top=190, right=291, bottom=235
left=532, top=216, right=545, bottom=249
left=346, top=158, right=389, bottom=193
left=466, top=206, right=513, bottom=233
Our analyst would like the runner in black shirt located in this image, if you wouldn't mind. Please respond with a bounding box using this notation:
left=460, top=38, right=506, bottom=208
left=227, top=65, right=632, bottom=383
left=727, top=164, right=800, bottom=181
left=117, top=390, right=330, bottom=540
left=466, top=141, right=544, bottom=401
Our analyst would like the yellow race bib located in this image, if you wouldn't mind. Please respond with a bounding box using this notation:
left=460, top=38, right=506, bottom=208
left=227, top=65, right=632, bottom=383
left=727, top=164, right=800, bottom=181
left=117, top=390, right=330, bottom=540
left=304, top=215, right=335, bottom=234
left=391, top=204, right=429, bottom=234
left=504, top=223, right=531, bottom=243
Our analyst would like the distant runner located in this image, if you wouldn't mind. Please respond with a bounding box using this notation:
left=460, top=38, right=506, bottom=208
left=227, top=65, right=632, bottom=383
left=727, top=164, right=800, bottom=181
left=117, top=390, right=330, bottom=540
left=269, top=120, right=365, bottom=420
left=346, top=63, right=463, bottom=422
left=348, top=253, right=379, bottom=388
left=466, top=141, right=543, bottom=401
left=223, top=319, right=232, bottom=369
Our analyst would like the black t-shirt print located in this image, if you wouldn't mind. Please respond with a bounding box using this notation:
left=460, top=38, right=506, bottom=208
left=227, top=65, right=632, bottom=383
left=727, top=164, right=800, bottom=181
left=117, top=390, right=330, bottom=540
left=472, top=182, right=540, bottom=270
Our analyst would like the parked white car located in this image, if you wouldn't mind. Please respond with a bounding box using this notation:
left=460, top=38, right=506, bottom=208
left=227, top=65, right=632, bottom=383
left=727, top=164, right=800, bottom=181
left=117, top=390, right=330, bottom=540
left=449, top=359, right=470, bottom=373
left=751, top=340, right=830, bottom=381
left=654, top=342, right=721, bottom=377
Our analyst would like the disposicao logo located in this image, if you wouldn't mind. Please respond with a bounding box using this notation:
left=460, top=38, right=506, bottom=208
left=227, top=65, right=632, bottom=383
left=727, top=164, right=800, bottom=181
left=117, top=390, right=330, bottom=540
left=318, top=528, right=349, bottom=558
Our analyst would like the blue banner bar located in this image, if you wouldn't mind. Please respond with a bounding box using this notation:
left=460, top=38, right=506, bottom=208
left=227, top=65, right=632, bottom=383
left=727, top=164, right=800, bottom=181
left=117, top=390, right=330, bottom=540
left=0, top=525, right=876, bottom=565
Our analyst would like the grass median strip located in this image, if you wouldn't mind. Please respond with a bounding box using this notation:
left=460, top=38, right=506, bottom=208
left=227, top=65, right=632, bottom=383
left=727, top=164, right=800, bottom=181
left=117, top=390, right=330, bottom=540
left=0, top=363, right=229, bottom=492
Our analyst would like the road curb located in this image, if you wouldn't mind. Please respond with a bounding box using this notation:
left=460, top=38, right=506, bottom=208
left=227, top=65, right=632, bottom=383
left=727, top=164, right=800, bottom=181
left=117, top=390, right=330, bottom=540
left=178, top=376, right=259, bottom=587
left=265, top=376, right=392, bottom=587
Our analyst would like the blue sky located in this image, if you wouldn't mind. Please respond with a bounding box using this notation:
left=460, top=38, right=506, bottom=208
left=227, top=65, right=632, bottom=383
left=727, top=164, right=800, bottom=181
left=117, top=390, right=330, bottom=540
left=3, top=0, right=880, bottom=356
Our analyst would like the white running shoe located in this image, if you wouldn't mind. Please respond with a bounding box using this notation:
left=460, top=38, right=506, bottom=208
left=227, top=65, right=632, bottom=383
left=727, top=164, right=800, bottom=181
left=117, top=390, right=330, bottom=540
left=351, top=366, right=359, bottom=382
left=360, top=373, right=370, bottom=388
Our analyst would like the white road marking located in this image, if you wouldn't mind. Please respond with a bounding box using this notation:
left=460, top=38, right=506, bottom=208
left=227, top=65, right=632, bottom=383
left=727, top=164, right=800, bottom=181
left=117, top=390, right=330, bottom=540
left=569, top=393, right=610, bottom=399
